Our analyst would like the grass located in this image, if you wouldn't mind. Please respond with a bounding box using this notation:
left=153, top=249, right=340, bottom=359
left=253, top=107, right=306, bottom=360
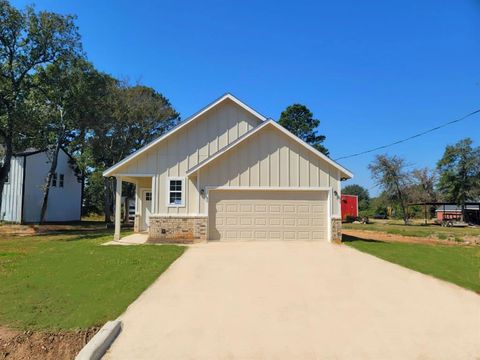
left=343, top=221, right=480, bottom=242
left=344, top=235, right=480, bottom=293
left=0, top=229, right=185, bottom=331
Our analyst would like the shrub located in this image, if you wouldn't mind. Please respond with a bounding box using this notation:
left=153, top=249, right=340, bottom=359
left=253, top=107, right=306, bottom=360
left=345, top=215, right=356, bottom=223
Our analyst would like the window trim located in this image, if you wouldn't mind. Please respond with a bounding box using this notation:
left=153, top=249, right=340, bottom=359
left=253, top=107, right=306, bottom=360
left=165, top=176, right=185, bottom=207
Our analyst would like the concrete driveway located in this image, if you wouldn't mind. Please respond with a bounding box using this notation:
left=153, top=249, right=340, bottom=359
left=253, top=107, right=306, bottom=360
left=104, top=241, right=480, bottom=360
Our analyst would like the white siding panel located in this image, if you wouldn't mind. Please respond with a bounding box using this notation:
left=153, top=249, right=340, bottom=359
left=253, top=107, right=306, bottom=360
left=1, top=156, right=24, bottom=222
left=200, top=127, right=341, bottom=216
left=22, top=150, right=82, bottom=223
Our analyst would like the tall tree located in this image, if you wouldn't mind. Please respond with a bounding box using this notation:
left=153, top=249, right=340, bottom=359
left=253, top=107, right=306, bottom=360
left=437, top=138, right=480, bottom=207
left=88, top=83, right=180, bottom=221
left=30, top=58, right=107, bottom=223
left=368, top=154, right=411, bottom=224
left=0, top=0, right=81, bottom=211
left=278, top=104, right=328, bottom=155
left=409, top=167, right=438, bottom=203
left=342, top=184, right=370, bottom=211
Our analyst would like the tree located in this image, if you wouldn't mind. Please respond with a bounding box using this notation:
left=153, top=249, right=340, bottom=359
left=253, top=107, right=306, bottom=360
left=342, top=184, right=370, bottom=211
left=87, top=82, right=180, bottom=222
left=368, top=154, right=411, bottom=224
left=437, top=138, right=480, bottom=214
left=408, top=167, right=438, bottom=203
left=0, top=0, right=81, bottom=212
left=30, top=58, right=108, bottom=223
left=82, top=170, right=105, bottom=215
left=278, top=104, right=329, bottom=155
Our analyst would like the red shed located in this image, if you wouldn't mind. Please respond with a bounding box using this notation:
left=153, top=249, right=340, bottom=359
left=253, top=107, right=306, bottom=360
left=341, top=194, right=358, bottom=221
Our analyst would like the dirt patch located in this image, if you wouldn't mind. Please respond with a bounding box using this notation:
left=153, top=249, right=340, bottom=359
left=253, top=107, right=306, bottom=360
left=0, top=222, right=108, bottom=237
left=342, top=229, right=472, bottom=246
left=0, top=325, right=99, bottom=360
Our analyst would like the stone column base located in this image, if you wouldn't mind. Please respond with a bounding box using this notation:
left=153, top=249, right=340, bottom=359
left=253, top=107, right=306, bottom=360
left=133, top=214, right=140, bottom=233
left=148, top=216, right=208, bottom=244
left=331, top=218, right=342, bottom=243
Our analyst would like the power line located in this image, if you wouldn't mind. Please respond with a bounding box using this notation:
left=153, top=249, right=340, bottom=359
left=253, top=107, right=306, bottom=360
left=334, top=108, right=480, bottom=161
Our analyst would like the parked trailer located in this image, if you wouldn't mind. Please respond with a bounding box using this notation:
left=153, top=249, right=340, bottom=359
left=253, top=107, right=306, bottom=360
left=341, top=194, right=358, bottom=221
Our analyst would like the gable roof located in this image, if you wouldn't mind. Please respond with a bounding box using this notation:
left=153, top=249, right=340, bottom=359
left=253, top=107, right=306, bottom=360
left=186, top=119, right=353, bottom=179
left=103, top=93, right=266, bottom=177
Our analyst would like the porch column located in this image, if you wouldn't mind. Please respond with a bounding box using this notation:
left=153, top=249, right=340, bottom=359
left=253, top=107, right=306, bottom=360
left=114, top=176, right=122, bottom=240
left=151, top=175, right=158, bottom=214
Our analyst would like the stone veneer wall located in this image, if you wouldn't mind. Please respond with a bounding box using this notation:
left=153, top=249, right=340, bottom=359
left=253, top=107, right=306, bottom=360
left=331, top=218, right=342, bottom=243
left=148, top=216, right=207, bottom=243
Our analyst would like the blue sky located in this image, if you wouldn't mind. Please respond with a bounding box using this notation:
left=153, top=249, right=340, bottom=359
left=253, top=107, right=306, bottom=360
left=13, top=0, right=480, bottom=195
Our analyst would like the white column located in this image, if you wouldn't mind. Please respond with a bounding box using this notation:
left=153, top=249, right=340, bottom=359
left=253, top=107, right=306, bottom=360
left=134, top=181, right=140, bottom=233
left=151, top=175, right=157, bottom=214
left=114, top=176, right=122, bottom=240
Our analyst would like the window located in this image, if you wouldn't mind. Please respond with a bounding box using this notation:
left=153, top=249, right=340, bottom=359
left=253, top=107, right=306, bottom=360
left=167, top=177, right=184, bottom=206
left=52, top=173, right=57, bottom=187
left=145, top=192, right=152, bottom=201
left=59, top=174, right=64, bottom=188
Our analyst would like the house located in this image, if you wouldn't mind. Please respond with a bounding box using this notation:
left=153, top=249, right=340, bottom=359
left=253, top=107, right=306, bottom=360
left=103, top=94, right=353, bottom=242
left=1, top=148, right=83, bottom=223
left=341, top=194, right=358, bottom=221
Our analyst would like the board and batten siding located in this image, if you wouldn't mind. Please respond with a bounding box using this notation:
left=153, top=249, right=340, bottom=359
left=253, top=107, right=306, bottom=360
left=112, top=99, right=262, bottom=215
left=22, top=150, right=82, bottom=223
left=0, top=156, right=25, bottom=222
left=199, top=126, right=342, bottom=216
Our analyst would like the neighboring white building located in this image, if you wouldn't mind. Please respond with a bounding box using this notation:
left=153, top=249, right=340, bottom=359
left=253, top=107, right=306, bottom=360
left=1, top=148, right=83, bottom=223
left=104, top=93, right=353, bottom=243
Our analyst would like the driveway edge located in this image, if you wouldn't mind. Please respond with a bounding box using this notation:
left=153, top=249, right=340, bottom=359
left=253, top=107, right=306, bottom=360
left=75, top=320, right=122, bottom=360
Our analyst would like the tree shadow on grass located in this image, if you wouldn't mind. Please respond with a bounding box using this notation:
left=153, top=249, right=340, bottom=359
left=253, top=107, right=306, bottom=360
left=342, top=234, right=386, bottom=244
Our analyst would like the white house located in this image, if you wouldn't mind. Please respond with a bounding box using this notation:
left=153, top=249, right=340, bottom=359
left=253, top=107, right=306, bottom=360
left=104, top=94, right=353, bottom=242
left=1, top=148, right=83, bottom=223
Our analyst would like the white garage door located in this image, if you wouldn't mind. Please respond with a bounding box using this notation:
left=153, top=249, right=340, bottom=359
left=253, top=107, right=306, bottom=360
left=208, top=190, right=328, bottom=241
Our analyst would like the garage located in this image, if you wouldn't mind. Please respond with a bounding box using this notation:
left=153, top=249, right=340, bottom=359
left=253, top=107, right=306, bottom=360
left=208, top=190, right=329, bottom=241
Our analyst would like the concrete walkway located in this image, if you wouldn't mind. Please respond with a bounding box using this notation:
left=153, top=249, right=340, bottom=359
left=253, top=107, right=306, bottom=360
left=104, top=241, right=480, bottom=360
left=102, top=233, right=148, bottom=246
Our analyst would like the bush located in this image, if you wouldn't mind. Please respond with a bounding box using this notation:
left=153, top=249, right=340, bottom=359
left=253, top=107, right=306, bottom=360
left=345, top=215, right=356, bottom=223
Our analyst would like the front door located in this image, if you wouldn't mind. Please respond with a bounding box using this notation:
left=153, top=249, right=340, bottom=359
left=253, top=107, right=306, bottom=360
left=141, top=190, right=152, bottom=231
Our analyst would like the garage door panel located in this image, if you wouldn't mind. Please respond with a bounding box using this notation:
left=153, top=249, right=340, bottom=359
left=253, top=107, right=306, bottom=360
left=297, top=218, right=310, bottom=226
left=269, top=231, right=282, bottom=239
left=240, top=217, right=252, bottom=225
left=284, top=231, right=296, bottom=240
left=269, top=205, right=281, bottom=212
left=269, top=218, right=281, bottom=226
left=240, top=231, right=253, bottom=239
left=240, top=204, right=252, bottom=212
left=255, top=205, right=267, bottom=212
left=312, top=205, right=325, bottom=214
left=297, top=231, right=310, bottom=240
left=226, top=204, right=237, bottom=212
left=209, top=190, right=328, bottom=241
left=297, top=205, right=310, bottom=213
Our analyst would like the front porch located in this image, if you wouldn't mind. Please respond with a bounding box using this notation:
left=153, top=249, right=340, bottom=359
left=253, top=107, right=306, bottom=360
left=112, top=175, right=207, bottom=243
left=113, top=175, right=153, bottom=241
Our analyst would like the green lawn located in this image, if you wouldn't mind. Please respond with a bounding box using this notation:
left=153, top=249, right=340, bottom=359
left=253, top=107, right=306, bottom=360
left=344, top=235, right=480, bottom=293
left=343, top=221, right=480, bottom=242
left=0, top=230, right=185, bottom=331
